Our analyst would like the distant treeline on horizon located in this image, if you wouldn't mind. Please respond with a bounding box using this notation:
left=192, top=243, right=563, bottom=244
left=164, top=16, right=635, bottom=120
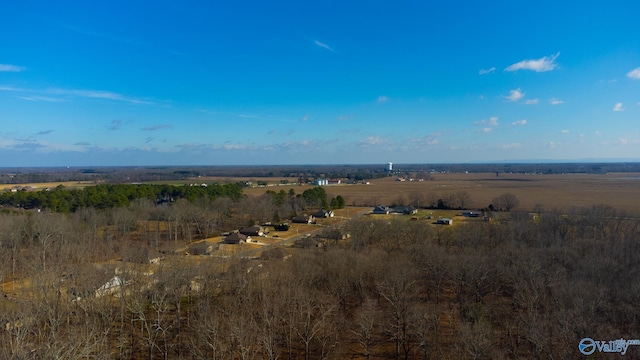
left=1, top=162, right=640, bottom=184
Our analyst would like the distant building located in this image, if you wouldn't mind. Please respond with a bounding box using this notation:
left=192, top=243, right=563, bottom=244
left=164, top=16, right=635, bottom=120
left=188, top=241, right=217, bottom=255
left=224, top=232, right=250, bottom=244
left=390, top=206, right=418, bottom=215
left=388, top=162, right=393, bottom=172
left=313, top=209, right=334, bottom=218
left=436, top=218, right=453, bottom=225
left=372, top=205, right=390, bottom=215
left=462, top=211, right=480, bottom=217
left=314, top=179, right=329, bottom=186
left=239, top=225, right=267, bottom=237
left=292, top=215, right=315, bottom=224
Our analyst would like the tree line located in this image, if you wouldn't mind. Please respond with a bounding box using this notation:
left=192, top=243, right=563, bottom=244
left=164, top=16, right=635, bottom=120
left=0, top=183, right=245, bottom=212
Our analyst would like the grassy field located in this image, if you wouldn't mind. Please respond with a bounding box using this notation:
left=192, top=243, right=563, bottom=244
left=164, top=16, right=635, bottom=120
left=0, top=181, right=98, bottom=191
left=243, top=172, right=640, bottom=215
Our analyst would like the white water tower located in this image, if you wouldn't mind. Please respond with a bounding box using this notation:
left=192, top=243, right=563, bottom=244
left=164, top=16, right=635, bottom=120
left=387, top=162, right=393, bottom=172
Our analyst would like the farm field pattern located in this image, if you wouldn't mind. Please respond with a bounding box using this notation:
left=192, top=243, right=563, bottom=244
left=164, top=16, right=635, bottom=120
left=243, top=172, right=640, bottom=215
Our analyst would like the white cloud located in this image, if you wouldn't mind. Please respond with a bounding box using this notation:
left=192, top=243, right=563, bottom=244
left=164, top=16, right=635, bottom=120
left=501, top=143, right=522, bottom=149
left=0, top=85, right=26, bottom=92
left=0, top=64, right=26, bottom=72
left=511, top=119, right=527, bottom=126
left=594, top=131, right=602, bottom=136
left=550, top=98, right=564, bottom=105
left=479, top=67, right=495, bottom=75
left=476, top=127, right=493, bottom=133
left=377, top=95, right=388, bottom=103
left=525, top=99, right=539, bottom=105
left=18, top=96, right=66, bottom=102
left=505, top=52, right=560, bottom=72
left=627, top=67, right=640, bottom=80
left=301, top=114, right=309, bottom=122
left=613, top=102, right=624, bottom=112
left=505, top=88, right=524, bottom=102
left=358, top=136, right=389, bottom=146
left=475, top=116, right=499, bottom=127
left=561, top=129, right=570, bottom=134
left=314, top=40, right=334, bottom=52
left=48, top=88, right=154, bottom=104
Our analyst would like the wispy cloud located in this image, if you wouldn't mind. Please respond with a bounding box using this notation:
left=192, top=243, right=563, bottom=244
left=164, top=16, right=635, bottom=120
left=505, top=89, right=524, bottom=102
left=49, top=88, right=154, bottom=104
left=0, top=85, right=26, bottom=92
left=525, top=99, right=539, bottom=105
left=314, top=40, right=334, bottom=52
left=511, top=119, right=527, bottom=126
left=0, top=64, right=26, bottom=72
left=505, top=52, right=560, bottom=72
left=377, top=95, right=388, bottom=103
left=2, top=85, right=155, bottom=105
left=479, top=67, right=495, bottom=75
left=18, top=95, right=66, bottom=102
left=37, top=130, right=54, bottom=135
left=561, top=129, right=570, bottom=134
left=301, top=114, right=309, bottom=122
left=613, top=102, right=624, bottom=112
left=627, top=67, right=640, bottom=80
left=550, top=98, right=564, bottom=105
left=142, top=124, right=172, bottom=131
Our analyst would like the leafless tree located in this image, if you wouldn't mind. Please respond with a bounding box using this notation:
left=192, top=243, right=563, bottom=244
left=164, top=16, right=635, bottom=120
left=351, top=297, right=381, bottom=359
left=492, top=192, right=519, bottom=211
left=376, top=255, right=418, bottom=360
left=455, top=190, right=472, bottom=209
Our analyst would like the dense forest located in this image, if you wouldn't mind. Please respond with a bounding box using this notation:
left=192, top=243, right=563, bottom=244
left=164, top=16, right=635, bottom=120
left=1, top=181, right=639, bottom=359
left=0, top=183, right=245, bottom=212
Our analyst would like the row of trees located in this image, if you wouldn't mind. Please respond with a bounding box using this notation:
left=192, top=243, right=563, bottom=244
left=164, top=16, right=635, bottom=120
left=389, top=190, right=518, bottom=212
left=0, top=183, right=245, bottom=212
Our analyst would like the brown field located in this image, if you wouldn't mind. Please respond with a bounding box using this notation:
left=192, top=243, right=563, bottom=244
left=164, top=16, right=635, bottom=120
left=243, top=172, right=640, bottom=215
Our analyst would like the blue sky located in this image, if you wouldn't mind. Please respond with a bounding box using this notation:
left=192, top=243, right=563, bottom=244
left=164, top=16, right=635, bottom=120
left=1, top=1, right=639, bottom=166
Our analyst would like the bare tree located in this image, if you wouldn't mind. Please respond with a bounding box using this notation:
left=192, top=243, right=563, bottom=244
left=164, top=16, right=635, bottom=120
left=351, top=297, right=381, bottom=359
left=492, top=192, right=519, bottom=211
left=376, top=256, right=418, bottom=360
left=455, top=190, right=472, bottom=210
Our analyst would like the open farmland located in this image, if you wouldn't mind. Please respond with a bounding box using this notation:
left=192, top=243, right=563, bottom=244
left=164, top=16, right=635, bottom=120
left=0, top=181, right=98, bottom=191
left=243, top=172, right=640, bottom=215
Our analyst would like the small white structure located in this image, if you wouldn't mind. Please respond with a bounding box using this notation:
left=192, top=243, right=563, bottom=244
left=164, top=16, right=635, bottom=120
left=436, top=218, right=453, bottom=225
left=388, top=162, right=393, bottom=172
left=314, top=179, right=329, bottom=186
